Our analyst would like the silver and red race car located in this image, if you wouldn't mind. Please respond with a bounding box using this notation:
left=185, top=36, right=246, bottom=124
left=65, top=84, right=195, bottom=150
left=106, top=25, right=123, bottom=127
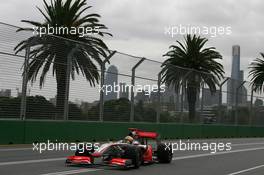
left=66, top=128, right=173, bottom=169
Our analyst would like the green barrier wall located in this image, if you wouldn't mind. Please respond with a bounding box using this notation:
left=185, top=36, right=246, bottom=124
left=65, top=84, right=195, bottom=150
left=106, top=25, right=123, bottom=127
left=0, top=120, right=264, bottom=144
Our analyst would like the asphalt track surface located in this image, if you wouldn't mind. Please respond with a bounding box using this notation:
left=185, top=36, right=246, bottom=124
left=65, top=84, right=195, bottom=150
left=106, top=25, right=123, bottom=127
left=1, top=138, right=264, bottom=175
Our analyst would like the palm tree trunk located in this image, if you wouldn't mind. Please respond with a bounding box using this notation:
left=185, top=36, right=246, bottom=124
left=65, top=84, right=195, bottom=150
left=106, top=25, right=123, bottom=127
left=187, top=85, right=197, bottom=122
left=55, top=66, right=67, bottom=119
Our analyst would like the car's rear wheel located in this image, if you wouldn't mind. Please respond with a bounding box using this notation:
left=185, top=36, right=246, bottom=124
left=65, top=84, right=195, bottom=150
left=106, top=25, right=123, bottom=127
left=157, top=143, right=173, bottom=163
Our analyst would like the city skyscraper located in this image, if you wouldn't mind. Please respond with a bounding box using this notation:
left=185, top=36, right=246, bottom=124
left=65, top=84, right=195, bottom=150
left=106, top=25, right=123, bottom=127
left=231, top=45, right=240, bottom=80
left=104, top=65, right=118, bottom=101
left=119, top=82, right=129, bottom=99
left=227, top=45, right=247, bottom=106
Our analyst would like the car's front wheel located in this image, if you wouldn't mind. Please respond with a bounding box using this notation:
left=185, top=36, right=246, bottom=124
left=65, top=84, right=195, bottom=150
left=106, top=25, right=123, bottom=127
left=123, top=146, right=141, bottom=169
left=157, top=143, right=173, bottom=163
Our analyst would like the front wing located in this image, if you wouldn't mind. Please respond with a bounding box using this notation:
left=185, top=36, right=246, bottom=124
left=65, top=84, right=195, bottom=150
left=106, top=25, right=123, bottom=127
left=66, top=156, right=133, bottom=168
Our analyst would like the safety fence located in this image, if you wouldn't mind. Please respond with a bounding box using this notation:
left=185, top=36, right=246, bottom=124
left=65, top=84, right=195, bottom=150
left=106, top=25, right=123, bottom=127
left=0, top=22, right=264, bottom=126
left=1, top=120, right=264, bottom=144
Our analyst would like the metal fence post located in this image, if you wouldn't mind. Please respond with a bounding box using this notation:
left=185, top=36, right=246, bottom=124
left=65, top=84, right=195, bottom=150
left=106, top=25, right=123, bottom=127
left=130, top=58, right=145, bottom=122
left=156, top=72, right=162, bottom=123
left=250, top=88, right=254, bottom=125
left=20, top=46, right=30, bottom=120
left=200, top=82, right=205, bottom=123
left=218, top=78, right=229, bottom=123
left=235, top=81, right=246, bottom=125
left=99, top=51, right=116, bottom=122
left=180, top=82, right=185, bottom=122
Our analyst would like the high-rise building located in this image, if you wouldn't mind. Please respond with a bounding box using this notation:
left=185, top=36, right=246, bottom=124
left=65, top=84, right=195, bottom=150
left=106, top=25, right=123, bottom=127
left=231, top=45, right=240, bottom=80
left=149, top=84, right=180, bottom=111
left=119, top=83, right=129, bottom=99
left=104, top=65, right=118, bottom=101
left=239, top=70, right=247, bottom=104
left=227, top=45, right=247, bottom=106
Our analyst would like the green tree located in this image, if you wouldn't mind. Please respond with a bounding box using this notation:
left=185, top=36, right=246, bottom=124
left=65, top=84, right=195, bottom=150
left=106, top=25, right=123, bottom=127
left=68, top=103, right=82, bottom=120
left=249, top=53, right=264, bottom=92
left=255, top=99, right=263, bottom=107
left=135, top=100, right=156, bottom=122
left=161, top=35, right=224, bottom=122
left=0, top=96, right=55, bottom=119
left=104, top=98, right=131, bottom=121
left=14, top=0, right=111, bottom=118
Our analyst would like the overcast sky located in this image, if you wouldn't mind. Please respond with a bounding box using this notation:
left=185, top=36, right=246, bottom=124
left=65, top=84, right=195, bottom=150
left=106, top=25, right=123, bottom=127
left=1, top=0, right=264, bottom=78
left=1, top=0, right=264, bottom=103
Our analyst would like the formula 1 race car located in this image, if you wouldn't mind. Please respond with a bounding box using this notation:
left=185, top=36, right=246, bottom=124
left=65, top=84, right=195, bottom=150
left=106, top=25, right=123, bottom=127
left=66, top=128, right=173, bottom=169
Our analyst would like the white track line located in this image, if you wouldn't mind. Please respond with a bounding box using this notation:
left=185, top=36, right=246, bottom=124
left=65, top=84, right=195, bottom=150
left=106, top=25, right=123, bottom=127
left=172, top=147, right=264, bottom=161
left=231, top=142, right=264, bottom=146
left=40, top=169, right=101, bottom=175
left=1, top=147, right=264, bottom=167
left=0, top=148, right=32, bottom=152
left=35, top=147, right=264, bottom=175
left=0, top=157, right=65, bottom=166
left=0, top=141, right=263, bottom=152
left=227, top=164, right=264, bottom=175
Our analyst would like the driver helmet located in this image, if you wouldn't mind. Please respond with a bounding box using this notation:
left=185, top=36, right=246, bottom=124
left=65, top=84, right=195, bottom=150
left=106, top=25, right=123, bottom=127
left=133, top=140, right=140, bottom=145
left=124, top=136, right=134, bottom=144
left=131, top=131, right=137, bottom=136
left=132, top=131, right=139, bottom=139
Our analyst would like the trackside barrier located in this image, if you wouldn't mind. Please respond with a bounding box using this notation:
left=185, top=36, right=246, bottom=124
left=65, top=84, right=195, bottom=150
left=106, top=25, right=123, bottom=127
left=1, top=120, right=264, bottom=144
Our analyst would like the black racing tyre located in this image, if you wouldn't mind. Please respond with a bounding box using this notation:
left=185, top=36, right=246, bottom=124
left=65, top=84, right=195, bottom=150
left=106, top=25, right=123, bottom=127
left=123, top=146, right=141, bottom=169
left=157, top=143, right=173, bottom=163
left=75, top=145, right=94, bottom=156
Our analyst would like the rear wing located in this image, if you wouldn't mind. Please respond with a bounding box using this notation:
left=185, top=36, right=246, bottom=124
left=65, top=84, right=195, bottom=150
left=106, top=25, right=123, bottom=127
left=128, top=128, right=159, bottom=139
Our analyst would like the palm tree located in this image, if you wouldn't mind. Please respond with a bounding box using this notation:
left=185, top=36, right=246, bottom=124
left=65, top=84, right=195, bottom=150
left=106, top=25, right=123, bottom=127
left=249, top=53, right=264, bottom=92
left=14, top=0, right=111, bottom=119
left=161, top=34, right=224, bottom=122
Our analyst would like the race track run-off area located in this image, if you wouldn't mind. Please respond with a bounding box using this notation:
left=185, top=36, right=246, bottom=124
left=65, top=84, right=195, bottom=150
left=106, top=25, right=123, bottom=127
left=1, top=138, right=264, bottom=175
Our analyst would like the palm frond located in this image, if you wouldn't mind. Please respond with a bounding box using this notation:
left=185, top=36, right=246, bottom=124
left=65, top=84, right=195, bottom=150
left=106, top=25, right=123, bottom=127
left=161, top=34, right=224, bottom=93
left=249, top=53, right=264, bottom=92
left=14, top=0, right=111, bottom=88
